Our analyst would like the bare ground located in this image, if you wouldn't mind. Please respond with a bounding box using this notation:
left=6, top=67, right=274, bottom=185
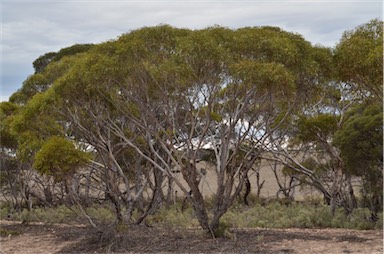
left=0, top=220, right=382, bottom=254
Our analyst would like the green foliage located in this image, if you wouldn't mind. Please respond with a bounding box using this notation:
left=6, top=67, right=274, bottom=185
left=32, top=52, right=56, bottom=74
left=11, top=47, right=91, bottom=105
left=334, top=102, right=383, bottom=176
left=334, top=102, right=383, bottom=213
left=232, top=26, right=310, bottom=68
left=0, top=206, right=10, bottom=219
left=0, top=102, right=19, bottom=149
left=9, top=74, right=49, bottom=104
left=33, top=44, right=94, bottom=74
left=10, top=90, right=63, bottom=162
left=0, top=101, right=19, bottom=116
left=33, top=136, right=92, bottom=181
left=230, top=60, right=296, bottom=97
left=334, top=18, right=383, bottom=100
left=294, top=114, right=339, bottom=143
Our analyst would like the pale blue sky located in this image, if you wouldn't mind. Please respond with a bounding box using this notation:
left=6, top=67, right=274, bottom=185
left=1, top=0, right=382, bottom=101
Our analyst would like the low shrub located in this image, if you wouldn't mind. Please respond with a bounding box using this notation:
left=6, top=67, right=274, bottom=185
left=7, top=205, right=78, bottom=224
left=0, top=206, right=10, bottom=220
left=36, top=205, right=78, bottom=224
left=86, top=205, right=115, bottom=224
left=1, top=198, right=381, bottom=231
left=146, top=204, right=199, bottom=228
left=213, top=221, right=232, bottom=238
left=345, top=208, right=382, bottom=230
left=220, top=199, right=381, bottom=230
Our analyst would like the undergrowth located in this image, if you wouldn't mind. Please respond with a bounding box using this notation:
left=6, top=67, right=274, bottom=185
left=0, top=204, right=115, bottom=225
left=221, top=200, right=382, bottom=230
left=146, top=199, right=382, bottom=231
left=1, top=199, right=382, bottom=231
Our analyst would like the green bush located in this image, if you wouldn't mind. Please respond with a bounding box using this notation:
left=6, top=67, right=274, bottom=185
left=310, top=206, right=333, bottom=228
left=345, top=208, right=381, bottom=230
left=0, top=206, right=10, bottom=220
left=213, top=221, right=232, bottom=238
left=375, top=213, right=383, bottom=230
left=14, top=209, right=38, bottom=223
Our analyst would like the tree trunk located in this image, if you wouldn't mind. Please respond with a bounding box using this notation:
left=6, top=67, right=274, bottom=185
left=134, top=161, right=145, bottom=213
left=243, top=174, right=251, bottom=206
left=105, top=165, right=123, bottom=223
left=191, top=190, right=210, bottom=231
left=181, top=163, right=210, bottom=231
left=255, top=171, right=265, bottom=198
left=346, top=174, right=358, bottom=211
left=136, top=168, right=164, bottom=224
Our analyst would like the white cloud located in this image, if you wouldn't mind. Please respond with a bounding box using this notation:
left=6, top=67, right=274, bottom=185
left=1, top=0, right=382, bottom=101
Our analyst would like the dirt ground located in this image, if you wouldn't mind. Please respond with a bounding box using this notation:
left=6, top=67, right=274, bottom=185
left=0, top=220, right=382, bottom=254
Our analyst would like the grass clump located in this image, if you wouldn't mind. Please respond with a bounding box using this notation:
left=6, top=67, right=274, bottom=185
left=86, top=205, right=115, bottom=224
left=0, top=228, right=20, bottom=237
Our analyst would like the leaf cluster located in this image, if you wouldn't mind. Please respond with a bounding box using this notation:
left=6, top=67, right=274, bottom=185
left=294, top=114, right=340, bottom=144
left=33, top=136, right=92, bottom=181
left=333, top=102, right=383, bottom=177
left=334, top=18, right=383, bottom=100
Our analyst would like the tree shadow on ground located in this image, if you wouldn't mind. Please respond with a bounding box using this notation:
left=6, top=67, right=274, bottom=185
left=57, top=225, right=372, bottom=253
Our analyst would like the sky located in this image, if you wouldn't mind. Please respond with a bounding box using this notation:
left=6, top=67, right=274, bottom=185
left=1, top=0, right=382, bottom=102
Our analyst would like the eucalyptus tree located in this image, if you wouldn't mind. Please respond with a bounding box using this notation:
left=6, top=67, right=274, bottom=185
left=334, top=18, right=383, bottom=101
left=332, top=19, right=383, bottom=215
left=2, top=51, right=83, bottom=209
left=9, top=88, right=67, bottom=206
left=334, top=102, right=382, bottom=216
left=91, top=25, right=334, bottom=234
left=259, top=48, right=363, bottom=215
left=262, top=19, right=383, bottom=216
left=6, top=51, right=101, bottom=212
left=230, top=27, right=341, bottom=205
left=45, top=41, right=165, bottom=225
left=0, top=101, right=28, bottom=210
left=333, top=19, right=383, bottom=216
left=7, top=23, right=356, bottom=234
